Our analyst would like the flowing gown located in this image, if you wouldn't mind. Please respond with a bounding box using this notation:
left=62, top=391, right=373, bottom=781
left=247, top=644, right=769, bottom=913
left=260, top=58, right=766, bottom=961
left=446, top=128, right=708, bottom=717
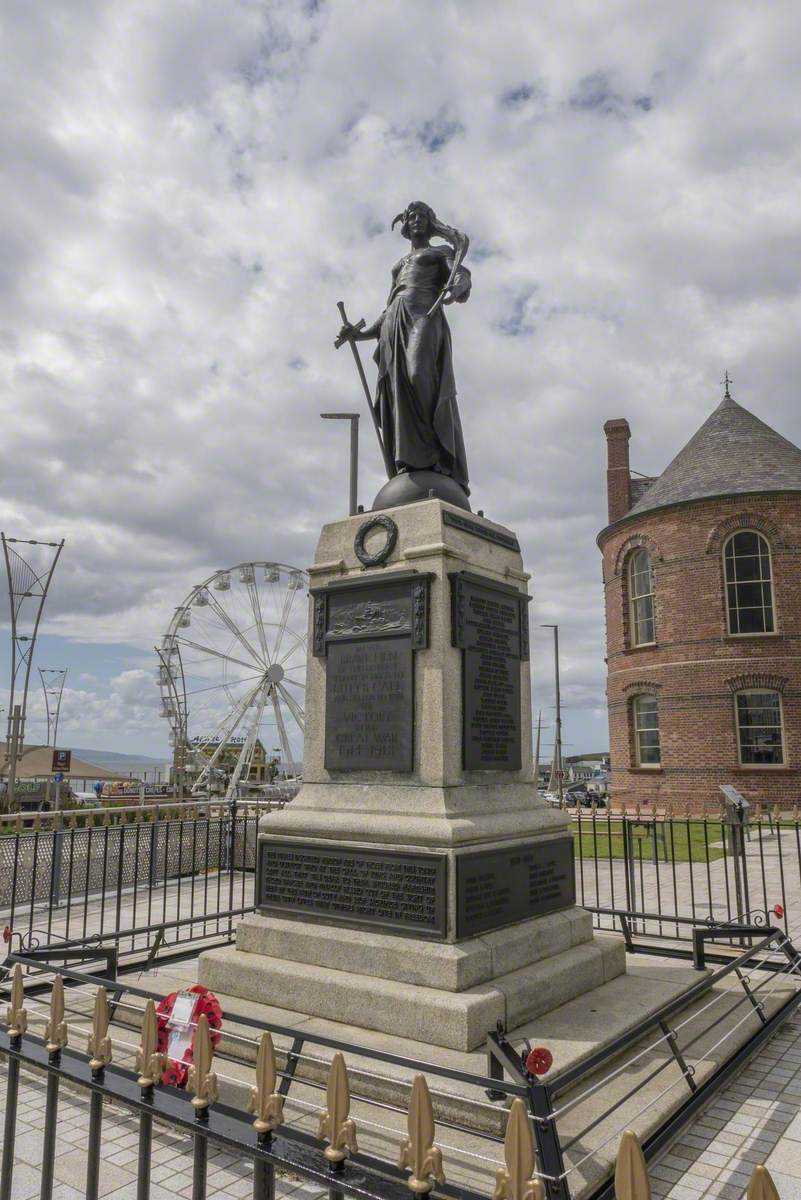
left=373, top=245, right=470, bottom=491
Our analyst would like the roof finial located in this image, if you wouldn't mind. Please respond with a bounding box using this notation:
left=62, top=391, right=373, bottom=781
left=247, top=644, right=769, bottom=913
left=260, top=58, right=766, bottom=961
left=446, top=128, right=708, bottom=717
left=722, top=370, right=733, bottom=400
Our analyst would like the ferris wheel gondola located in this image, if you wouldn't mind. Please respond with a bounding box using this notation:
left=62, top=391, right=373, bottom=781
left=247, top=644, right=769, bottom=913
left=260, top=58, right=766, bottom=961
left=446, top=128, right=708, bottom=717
left=157, top=562, right=308, bottom=802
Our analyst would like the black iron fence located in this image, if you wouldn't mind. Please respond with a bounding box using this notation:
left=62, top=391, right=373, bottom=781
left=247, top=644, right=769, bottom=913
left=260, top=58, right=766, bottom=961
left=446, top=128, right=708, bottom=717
left=3, top=922, right=800, bottom=1200
left=571, top=801, right=800, bottom=944
left=0, top=800, right=276, bottom=969
left=4, top=797, right=801, bottom=972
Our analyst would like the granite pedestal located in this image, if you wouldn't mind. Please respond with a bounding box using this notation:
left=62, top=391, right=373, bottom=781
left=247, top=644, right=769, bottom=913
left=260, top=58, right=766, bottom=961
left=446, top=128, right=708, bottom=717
left=200, top=499, right=625, bottom=1051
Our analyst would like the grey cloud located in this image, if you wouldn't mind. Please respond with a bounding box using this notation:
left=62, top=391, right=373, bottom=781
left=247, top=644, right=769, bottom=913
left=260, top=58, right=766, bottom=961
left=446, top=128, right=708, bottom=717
left=2, top=0, right=801, bottom=755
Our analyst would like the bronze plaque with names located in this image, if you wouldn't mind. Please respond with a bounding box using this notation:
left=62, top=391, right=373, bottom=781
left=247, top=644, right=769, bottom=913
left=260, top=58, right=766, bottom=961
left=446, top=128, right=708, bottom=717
left=450, top=572, right=529, bottom=771
left=456, top=838, right=575, bottom=937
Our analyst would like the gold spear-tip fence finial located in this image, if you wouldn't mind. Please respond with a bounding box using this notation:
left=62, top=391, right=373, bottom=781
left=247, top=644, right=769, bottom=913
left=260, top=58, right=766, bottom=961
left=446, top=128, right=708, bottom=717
left=45, top=974, right=68, bottom=1054
left=248, top=1032, right=284, bottom=1135
left=87, top=986, right=112, bottom=1072
left=188, top=1013, right=219, bottom=1112
left=493, top=1099, right=544, bottom=1200
left=6, top=963, right=27, bottom=1038
left=136, top=998, right=164, bottom=1088
left=399, top=1074, right=445, bottom=1194
left=614, top=1130, right=650, bottom=1200
left=318, top=1052, right=358, bottom=1163
left=747, top=1165, right=780, bottom=1200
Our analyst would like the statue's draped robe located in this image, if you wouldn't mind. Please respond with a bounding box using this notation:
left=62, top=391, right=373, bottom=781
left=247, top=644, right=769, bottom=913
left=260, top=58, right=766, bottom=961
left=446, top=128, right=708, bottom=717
left=373, top=245, right=470, bottom=491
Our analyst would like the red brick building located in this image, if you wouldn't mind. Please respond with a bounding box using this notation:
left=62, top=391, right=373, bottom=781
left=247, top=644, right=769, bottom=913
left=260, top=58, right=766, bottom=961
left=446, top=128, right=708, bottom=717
left=598, top=390, right=801, bottom=811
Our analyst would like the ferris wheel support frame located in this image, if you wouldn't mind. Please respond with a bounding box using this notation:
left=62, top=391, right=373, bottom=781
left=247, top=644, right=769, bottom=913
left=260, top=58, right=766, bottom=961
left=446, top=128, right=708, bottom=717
left=222, top=683, right=270, bottom=804
left=189, top=675, right=265, bottom=796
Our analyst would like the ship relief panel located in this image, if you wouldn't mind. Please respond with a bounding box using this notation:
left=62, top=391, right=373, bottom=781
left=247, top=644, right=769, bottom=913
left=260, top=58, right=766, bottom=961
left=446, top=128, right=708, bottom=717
left=312, top=571, right=431, bottom=772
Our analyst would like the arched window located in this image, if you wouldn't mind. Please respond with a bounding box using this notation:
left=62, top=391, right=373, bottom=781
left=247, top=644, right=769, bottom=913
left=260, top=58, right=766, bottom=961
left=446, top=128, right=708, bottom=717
left=628, top=549, right=655, bottom=646
left=724, top=531, right=775, bottom=635
left=632, top=695, right=661, bottom=767
left=735, top=691, right=784, bottom=766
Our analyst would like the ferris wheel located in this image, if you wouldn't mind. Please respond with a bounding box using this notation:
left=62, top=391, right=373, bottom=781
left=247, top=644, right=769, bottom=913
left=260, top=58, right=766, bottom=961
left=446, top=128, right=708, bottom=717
left=157, top=562, right=308, bottom=801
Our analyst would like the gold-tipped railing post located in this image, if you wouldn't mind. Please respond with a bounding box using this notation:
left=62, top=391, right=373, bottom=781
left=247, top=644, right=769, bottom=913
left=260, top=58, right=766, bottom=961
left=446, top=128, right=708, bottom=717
left=41, top=975, right=69, bottom=1200
left=0, top=965, right=27, bottom=1200
left=188, top=1013, right=218, bottom=1200
left=399, top=1074, right=445, bottom=1195
left=747, top=1164, right=780, bottom=1200
left=318, top=1053, right=358, bottom=1200
left=493, top=1099, right=544, bottom=1200
left=614, top=1130, right=651, bottom=1200
left=135, top=998, right=163, bottom=1200
left=85, top=986, right=113, bottom=1200
left=248, top=1033, right=283, bottom=1200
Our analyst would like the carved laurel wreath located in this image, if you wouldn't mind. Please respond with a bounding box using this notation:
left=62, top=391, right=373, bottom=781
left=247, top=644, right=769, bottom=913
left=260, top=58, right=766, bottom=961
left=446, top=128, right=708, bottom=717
left=354, top=515, right=398, bottom=568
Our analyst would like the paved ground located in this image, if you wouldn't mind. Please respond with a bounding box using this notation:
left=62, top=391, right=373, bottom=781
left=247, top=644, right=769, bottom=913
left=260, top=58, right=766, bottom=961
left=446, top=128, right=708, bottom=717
left=1, top=869, right=255, bottom=962
left=648, top=1006, right=801, bottom=1199
left=0, top=1057, right=329, bottom=1200
left=2, top=990, right=801, bottom=1197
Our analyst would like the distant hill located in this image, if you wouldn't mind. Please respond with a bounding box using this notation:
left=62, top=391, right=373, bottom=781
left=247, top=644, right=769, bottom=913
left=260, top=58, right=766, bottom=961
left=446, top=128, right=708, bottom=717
left=71, top=747, right=170, bottom=777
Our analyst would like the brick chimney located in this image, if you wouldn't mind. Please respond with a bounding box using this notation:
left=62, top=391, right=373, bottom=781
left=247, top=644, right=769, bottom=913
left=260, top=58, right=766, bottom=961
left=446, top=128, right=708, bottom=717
left=604, top=418, right=632, bottom=524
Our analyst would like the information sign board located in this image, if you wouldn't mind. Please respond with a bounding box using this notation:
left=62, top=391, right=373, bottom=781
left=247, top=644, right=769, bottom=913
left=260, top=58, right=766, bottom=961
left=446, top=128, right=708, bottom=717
left=51, top=749, right=71, bottom=772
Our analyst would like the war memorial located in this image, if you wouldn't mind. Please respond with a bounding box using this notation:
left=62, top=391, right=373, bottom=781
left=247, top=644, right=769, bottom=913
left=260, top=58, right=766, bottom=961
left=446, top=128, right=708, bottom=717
left=193, top=206, right=801, bottom=1199
left=3, top=202, right=801, bottom=1200
left=199, top=200, right=626, bottom=1048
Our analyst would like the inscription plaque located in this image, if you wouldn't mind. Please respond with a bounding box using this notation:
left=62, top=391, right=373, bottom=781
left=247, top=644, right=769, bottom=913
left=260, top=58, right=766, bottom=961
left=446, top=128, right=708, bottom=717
left=313, top=571, right=431, bottom=773
left=258, top=840, right=447, bottom=937
left=442, top=509, right=521, bottom=552
left=456, top=838, right=575, bottom=937
left=450, top=572, right=529, bottom=771
left=325, top=639, right=413, bottom=771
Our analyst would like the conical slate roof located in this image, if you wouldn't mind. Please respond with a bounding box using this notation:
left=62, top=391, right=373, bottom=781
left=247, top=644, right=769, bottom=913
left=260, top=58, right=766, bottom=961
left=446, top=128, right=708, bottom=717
left=628, top=395, right=801, bottom=517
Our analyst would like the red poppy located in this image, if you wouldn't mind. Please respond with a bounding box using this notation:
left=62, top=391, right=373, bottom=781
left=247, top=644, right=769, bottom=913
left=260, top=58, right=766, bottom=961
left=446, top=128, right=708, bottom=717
left=774, top=903, right=785, bottom=919
left=525, top=1046, right=554, bottom=1076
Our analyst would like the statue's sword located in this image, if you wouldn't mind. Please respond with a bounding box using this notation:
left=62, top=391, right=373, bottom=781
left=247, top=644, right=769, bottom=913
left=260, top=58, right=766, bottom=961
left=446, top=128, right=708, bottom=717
left=334, top=300, right=396, bottom=479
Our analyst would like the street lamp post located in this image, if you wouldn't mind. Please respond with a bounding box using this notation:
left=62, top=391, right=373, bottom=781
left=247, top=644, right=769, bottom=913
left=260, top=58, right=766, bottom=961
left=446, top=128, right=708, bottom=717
left=321, top=413, right=360, bottom=516
left=541, top=624, right=564, bottom=809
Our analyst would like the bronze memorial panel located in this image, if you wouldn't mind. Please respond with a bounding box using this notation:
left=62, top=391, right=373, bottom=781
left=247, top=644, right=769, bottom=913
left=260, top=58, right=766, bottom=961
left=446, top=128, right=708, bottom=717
left=258, top=841, right=447, bottom=937
left=450, top=572, right=529, bottom=771
left=325, top=638, right=414, bottom=770
left=313, top=571, right=430, bottom=773
left=456, top=838, right=575, bottom=937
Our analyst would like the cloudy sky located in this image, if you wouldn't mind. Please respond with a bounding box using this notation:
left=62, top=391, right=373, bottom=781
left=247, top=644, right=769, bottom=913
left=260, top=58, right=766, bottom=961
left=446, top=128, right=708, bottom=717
left=2, top=0, right=801, bottom=761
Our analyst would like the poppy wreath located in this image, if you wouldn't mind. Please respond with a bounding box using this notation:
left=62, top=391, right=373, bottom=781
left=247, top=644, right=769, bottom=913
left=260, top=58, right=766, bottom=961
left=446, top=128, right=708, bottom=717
left=156, top=984, right=223, bottom=1089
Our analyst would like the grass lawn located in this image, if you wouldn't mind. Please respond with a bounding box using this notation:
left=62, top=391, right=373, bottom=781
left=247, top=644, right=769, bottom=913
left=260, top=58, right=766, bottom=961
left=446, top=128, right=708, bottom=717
left=572, top=817, right=727, bottom=863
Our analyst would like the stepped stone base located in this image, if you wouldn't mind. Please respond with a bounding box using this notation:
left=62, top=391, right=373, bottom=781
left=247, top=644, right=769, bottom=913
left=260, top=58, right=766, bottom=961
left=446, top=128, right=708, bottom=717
left=201, top=501, right=628, bottom=1052
left=198, top=912, right=625, bottom=1051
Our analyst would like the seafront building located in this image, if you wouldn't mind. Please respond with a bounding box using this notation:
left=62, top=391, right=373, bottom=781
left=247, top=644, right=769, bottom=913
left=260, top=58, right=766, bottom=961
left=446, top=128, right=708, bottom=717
left=599, top=388, right=801, bottom=810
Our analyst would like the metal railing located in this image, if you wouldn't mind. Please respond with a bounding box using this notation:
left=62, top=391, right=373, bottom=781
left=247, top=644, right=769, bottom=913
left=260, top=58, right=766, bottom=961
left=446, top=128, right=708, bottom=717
left=572, top=801, right=799, bottom=944
left=3, top=914, right=799, bottom=1200
left=0, top=962, right=519, bottom=1200
left=0, top=799, right=280, bottom=969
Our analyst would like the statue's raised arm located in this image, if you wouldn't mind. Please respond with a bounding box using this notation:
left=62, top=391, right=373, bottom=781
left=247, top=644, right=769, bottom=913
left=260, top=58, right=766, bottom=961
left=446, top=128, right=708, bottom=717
left=335, top=200, right=472, bottom=513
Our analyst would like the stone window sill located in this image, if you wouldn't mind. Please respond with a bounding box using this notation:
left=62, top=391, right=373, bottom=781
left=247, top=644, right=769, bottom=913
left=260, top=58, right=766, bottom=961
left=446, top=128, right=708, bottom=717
left=724, top=632, right=780, bottom=642
left=734, top=765, right=790, bottom=772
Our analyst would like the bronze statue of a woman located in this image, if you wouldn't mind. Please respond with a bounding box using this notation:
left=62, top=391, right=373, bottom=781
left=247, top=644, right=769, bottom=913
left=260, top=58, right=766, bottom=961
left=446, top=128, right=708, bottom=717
left=337, top=201, right=472, bottom=511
